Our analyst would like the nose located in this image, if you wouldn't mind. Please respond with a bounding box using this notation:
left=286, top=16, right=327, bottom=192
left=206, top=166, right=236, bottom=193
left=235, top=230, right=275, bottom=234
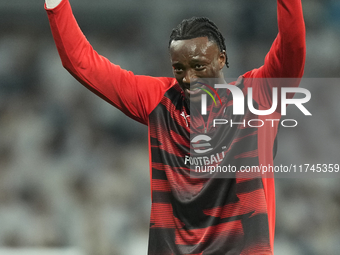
left=183, top=70, right=196, bottom=84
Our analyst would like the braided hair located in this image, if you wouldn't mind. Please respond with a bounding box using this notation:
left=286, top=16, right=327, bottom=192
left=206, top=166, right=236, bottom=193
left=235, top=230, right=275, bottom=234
left=169, top=17, right=229, bottom=68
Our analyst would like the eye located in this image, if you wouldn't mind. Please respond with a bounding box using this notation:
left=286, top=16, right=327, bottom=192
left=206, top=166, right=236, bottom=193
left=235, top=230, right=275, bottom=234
left=173, top=66, right=184, bottom=74
left=195, top=64, right=205, bottom=71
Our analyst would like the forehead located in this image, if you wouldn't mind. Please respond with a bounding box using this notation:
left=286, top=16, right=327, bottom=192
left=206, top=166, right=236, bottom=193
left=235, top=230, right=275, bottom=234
left=169, top=37, right=219, bottom=62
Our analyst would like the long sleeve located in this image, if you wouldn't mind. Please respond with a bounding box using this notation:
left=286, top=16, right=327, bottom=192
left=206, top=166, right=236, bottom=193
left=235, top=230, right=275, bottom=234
left=241, top=0, right=306, bottom=110
left=244, top=0, right=306, bottom=79
left=239, top=1, right=305, bottom=250
left=45, top=0, right=175, bottom=125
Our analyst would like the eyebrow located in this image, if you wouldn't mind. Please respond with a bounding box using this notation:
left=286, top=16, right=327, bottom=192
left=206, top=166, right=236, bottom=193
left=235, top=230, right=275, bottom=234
left=190, top=58, right=210, bottom=64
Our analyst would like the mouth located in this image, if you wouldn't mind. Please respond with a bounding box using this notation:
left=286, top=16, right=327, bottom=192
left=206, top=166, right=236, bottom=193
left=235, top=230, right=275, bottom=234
left=186, top=87, right=203, bottom=95
left=184, top=82, right=206, bottom=95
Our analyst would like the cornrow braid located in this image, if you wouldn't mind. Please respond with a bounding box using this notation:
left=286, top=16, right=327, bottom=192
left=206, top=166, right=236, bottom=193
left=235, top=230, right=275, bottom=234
left=169, top=17, right=229, bottom=68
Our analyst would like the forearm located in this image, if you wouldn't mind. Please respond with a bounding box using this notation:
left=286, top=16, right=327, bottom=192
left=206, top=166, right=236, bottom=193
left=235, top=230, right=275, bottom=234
left=242, top=0, right=306, bottom=110
left=46, top=0, right=97, bottom=79
left=245, top=0, right=306, bottom=79
left=274, top=0, right=306, bottom=77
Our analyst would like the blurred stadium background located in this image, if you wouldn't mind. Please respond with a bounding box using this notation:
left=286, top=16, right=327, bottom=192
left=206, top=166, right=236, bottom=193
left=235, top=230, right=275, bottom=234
left=0, top=0, right=339, bottom=254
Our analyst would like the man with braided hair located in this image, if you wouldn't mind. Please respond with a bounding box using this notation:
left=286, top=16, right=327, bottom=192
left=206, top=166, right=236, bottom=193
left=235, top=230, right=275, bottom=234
left=45, top=0, right=305, bottom=253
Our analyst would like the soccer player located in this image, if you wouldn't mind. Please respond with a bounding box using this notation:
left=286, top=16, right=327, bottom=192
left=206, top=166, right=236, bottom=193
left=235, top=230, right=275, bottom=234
left=45, top=0, right=305, bottom=254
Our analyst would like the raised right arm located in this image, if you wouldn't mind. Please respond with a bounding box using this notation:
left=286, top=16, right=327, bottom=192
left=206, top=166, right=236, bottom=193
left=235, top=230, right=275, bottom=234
left=45, top=0, right=175, bottom=124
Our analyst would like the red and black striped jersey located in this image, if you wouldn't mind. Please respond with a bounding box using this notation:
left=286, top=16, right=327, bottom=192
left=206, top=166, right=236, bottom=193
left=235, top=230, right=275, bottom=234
left=147, top=75, right=305, bottom=254
left=46, top=0, right=305, bottom=254
left=148, top=81, right=274, bottom=254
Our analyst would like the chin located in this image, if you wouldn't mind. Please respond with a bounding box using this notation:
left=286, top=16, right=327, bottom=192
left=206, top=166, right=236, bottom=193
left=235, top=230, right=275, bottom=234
left=183, top=89, right=203, bottom=103
left=188, top=94, right=202, bottom=103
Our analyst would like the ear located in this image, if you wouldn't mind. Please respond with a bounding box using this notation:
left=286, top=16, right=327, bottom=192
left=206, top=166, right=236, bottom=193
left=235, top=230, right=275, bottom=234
left=218, top=50, right=226, bottom=69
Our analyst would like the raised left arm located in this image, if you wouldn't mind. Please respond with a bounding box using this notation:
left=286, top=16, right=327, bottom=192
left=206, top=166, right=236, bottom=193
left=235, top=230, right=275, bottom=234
left=244, top=0, right=306, bottom=79
left=241, top=0, right=306, bottom=111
